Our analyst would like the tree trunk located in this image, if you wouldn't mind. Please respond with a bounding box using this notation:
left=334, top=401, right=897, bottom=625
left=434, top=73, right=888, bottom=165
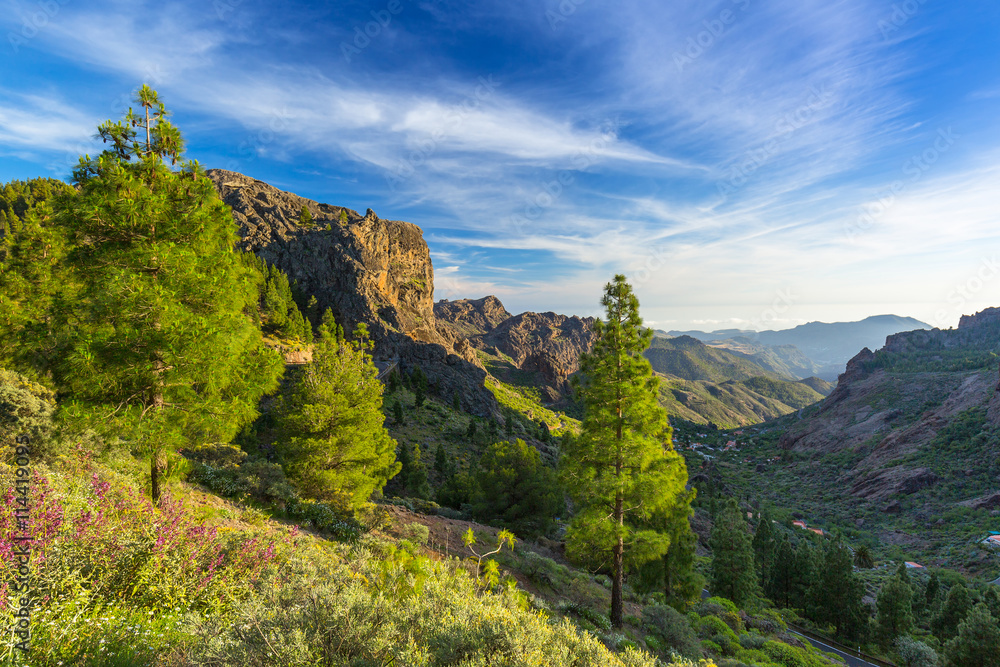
left=150, top=448, right=164, bottom=505
left=612, top=492, right=624, bottom=628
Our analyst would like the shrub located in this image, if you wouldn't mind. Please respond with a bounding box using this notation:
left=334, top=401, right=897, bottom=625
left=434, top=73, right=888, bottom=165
left=401, top=521, right=429, bottom=546
left=643, top=603, right=703, bottom=658
left=178, top=546, right=664, bottom=666
left=0, top=468, right=286, bottom=663
left=895, top=636, right=938, bottom=667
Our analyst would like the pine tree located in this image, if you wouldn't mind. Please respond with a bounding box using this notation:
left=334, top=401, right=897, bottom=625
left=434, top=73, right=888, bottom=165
left=925, top=572, right=940, bottom=606
left=876, top=567, right=914, bottom=645
left=414, top=381, right=426, bottom=408
left=472, top=438, right=563, bottom=538
left=709, top=499, right=759, bottom=608
left=452, top=392, right=461, bottom=411
left=790, top=540, right=819, bottom=612
left=932, top=584, right=974, bottom=642
left=560, top=275, right=689, bottom=628
left=299, top=205, right=313, bottom=226
left=752, top=511, right=776, bottom=587
left=466, top=418, right=477, bottom=440
left=813, top=540, right=867, bottom=640
left=434, top=441, right=448, bottom=478
left=765, top=536, right=797, bottom=608
left=393, top=399, right=404, bottom=425
left=305, top=294, right=320, bottom=325
left=277, top=320, right=400, bottom=511
left=10, top=87, right=283, bottom=502
left=404, top=442, right=431, bottom=498
left=942, top=603, right=1000, bottom=667
left=635, top=486, right=702, bottom=609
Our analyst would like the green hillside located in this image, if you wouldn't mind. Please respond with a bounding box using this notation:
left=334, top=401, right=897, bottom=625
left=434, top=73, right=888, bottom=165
left=657, top=375, right=801, bottom=428
left=642, top=336, right=826, bottom=427
left=740, top=375, right=826, bottom=409
left=795, top=376, right=835, bottom=395
left=644, top=335, right=785, bottom=382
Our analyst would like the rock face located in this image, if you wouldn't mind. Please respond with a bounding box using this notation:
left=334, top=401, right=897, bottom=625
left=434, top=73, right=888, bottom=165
left=435, top=296, right=596, bottom=403
left=435, top=296, right=512, bottom=338
left=481, top=312, right=596, bottom=390
left=958, top=491, right=1000, bottom=510
left=207, top=169, right=498, bottom=417
left=851, top=466, right=938, bottom=501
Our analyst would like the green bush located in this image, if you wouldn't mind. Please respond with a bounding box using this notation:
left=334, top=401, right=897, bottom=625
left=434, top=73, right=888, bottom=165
left=643, top=604, right=703, bottom=658
left=178, top=546, right=665, bottom=666
left=402, top=521, right=430, bottom=546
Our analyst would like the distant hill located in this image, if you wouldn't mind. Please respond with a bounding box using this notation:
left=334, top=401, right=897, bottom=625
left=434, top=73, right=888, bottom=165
left=643, top=335, right=826, bottom=428
left=644, top=336, right=786, bottom=383
left=436, top=300, right=828, bottom=428
left=669, top=315, right=931, bottom=380
left=707, top=337, right=823, bottom=380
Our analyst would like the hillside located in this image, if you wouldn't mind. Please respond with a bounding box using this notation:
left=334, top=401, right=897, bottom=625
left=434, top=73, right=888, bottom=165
left=435, top=300, right=828, bottom=427
left=713, top=308, right=1000, bottom=575
left=707, top=337, right=823, bottom=380
left=645, top=336, right=786, bottom=382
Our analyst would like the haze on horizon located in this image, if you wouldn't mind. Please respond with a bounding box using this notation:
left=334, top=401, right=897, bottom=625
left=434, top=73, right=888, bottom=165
left=1, top=0, right=998, bottom=332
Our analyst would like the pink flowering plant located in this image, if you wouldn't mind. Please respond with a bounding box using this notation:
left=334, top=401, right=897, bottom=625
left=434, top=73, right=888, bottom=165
left=0, top=464, right=287, bottom=664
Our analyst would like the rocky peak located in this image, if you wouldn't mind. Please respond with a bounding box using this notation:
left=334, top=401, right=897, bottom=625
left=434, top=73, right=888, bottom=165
left=207, top=169, right=498, bottom=417
left=959, top=306, right=1000, bottom=330
left=434, top=296, right=512, bottom=337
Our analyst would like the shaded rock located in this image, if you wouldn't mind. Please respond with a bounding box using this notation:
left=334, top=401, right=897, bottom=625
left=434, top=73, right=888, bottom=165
left=434, top=296, right=511, bottom=337
left=851, top=466, right=938, bottom=501
left=958, top=491, right=1000, bottom=510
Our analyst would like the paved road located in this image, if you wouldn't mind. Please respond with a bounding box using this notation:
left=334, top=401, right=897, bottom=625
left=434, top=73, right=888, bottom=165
left=699, top=590, right=883, bottom=667
left=786, top=628, right=879, bottom=667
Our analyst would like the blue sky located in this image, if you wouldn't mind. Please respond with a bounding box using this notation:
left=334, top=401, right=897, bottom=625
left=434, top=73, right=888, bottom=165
left=2, top=0, right=999, bottom=332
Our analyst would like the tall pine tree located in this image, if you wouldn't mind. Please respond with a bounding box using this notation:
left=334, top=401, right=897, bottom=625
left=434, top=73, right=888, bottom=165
left=876, top=566, right=914, bottom=645
left=4, top=87, right=284, bottom=501
left=709, top=499, right=759, bottom=607
left=560, top=275, right=689, bottom=628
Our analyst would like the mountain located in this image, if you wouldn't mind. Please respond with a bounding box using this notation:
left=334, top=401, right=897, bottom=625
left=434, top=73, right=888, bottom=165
left=435, top=297, right=595, bottom=406
left=645, top=336, right=787, bottom=382
left=208, top=169, right=499, bottom=417
left=669, top=315, right=932, bottom=380
left=724, top=309, right=1000, bottom=572
left=705, top=337, right=824, bottom=380
left=436, top=302, right=828, bottom=427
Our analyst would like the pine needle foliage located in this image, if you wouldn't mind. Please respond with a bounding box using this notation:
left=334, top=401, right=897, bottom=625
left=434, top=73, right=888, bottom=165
left=277, top=321, right=400, bottom=511
left=1, top=87, right=284, bottom=502
left=561, top=275, right=689, bottom=628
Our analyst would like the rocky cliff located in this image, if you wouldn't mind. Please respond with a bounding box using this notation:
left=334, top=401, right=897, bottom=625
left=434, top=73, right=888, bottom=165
left=208, top=169, right=497, bottom=417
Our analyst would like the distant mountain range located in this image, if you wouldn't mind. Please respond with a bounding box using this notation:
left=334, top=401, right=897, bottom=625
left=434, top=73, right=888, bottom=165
left=664, top=315, right=931, bottom=381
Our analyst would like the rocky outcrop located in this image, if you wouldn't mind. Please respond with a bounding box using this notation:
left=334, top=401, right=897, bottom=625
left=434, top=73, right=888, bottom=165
left=435, top=296, right=512, bottom=337
left=850, top=466, right=938, bottom=501
left=434, top=295, right=597, bottom=404
left=958, top=491, right=1000, bottom=510
left=208, top=169, right=498, bottom=417
left=436, top=295, right=596, bottom=403
left=480, top=312, right=596, bottom=389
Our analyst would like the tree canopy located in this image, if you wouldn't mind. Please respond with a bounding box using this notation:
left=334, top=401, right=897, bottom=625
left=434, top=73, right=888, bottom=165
left=277, top=318, right=399, bottom=511
left=561, top=275, right=690, bottom=628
